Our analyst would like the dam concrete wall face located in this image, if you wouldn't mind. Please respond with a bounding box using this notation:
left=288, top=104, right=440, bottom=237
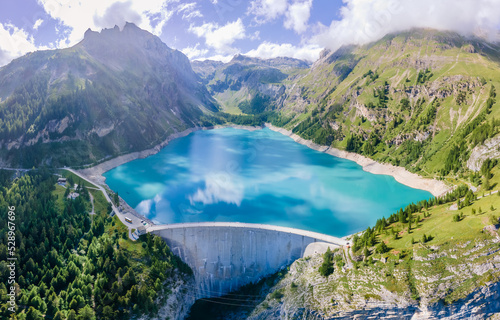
left=149, top=223, right=344, bottom=298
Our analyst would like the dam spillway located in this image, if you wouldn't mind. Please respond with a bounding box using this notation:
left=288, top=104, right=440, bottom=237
left=147, top=222, right=346, bottom=298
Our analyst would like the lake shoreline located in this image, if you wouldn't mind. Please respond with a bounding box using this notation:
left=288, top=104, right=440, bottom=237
left=77, top=124, right=259, bottom=186
left=78, top=122, right=451, bottom=198
left=263, top=123, right=451, bottom=197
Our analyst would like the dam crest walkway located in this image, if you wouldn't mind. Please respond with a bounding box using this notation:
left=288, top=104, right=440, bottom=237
left=147, top=222, right=346, bottom=246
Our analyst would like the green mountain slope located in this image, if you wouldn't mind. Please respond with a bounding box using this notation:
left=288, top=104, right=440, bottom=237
left=268, top=29, right=500, bottom=185
left=193, top=54, right=309, bottom=115
left=0, top=23, right=216, bottom=167
left=248, top=184, right=500, bottom=319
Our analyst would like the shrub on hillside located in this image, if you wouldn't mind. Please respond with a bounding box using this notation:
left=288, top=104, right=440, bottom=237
left=319, top=247, right=334, bottom=277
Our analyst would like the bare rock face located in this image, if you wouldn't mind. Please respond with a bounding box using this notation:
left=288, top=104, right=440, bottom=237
left=248, top=236, right=500, bottom=320
left=140, top=273, right=197, bottom=320
left=467, top=135, right=500, bottom=171
left=463, top=44, right=476, bottom=53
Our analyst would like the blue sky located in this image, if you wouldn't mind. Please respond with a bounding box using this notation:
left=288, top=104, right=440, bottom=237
left=0, top=0, right=500, bottom=66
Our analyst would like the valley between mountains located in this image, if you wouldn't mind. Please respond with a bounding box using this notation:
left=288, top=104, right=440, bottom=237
left=1, top=25, right=500, bottom=319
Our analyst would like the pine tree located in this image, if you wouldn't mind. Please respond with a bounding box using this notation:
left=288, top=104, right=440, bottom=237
left=78, top=305, right=96, bottom=320
left=319, top=247, right=334, bottom=277
left=363, top=246, right=370, bottom=258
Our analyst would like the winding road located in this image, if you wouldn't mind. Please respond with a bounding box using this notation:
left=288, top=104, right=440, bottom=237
left=2, top=166, right=350, bottom=247
left=63, top=168, right=144, bottom=240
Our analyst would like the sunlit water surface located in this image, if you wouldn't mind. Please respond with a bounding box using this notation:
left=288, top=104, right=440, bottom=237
left=104, top=128, right=432, bottom=237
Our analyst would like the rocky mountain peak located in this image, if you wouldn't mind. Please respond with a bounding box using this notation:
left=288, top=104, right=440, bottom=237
left=77, top=22, right=183, bottom=75
left=80, top=22, right=161, bottom=49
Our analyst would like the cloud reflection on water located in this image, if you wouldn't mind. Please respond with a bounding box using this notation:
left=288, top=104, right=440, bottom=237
left=189, top=172, right=245, bottom=206
left=104, top=128, right=433, bottom=237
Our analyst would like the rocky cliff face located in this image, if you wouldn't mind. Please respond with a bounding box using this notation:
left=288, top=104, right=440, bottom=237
left=141, top=273, right=197, bottom=320
left=248, top=235, right=500, bottom=320
left=468, top=135, right=500, bottom=172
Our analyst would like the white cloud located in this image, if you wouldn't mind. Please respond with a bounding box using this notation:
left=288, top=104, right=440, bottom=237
left=248, top=0, right=312, bottom=34
left=36, top=0, right=176, bottom=48
left=93, top=1, right=143, bottom=29
left=33, top=19, right=44, bottom=30
left=182, top=10, right=203, bottom=21
left=177, top=2, right=203, bottom=21
left=249, top=31, right=260, bottom=41
left=189, top=18, right=246, bottom=53
left=181, top=43, right=208, bottom=60
left=312, top=0, right=500, bottom=53
left=177, top=2, right=196, bottom=13
left=192, top=54, right=234, bottom=63
left=0, top=23, right=46, bottom=66
left=248, top=0, right=288, bottom=23
left=284, top=0, right=312, bottom=34
left=244, top=41, right=322, bottom=62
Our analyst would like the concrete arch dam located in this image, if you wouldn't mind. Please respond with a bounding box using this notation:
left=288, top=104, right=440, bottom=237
left=147, top=222, right=346, bottom=298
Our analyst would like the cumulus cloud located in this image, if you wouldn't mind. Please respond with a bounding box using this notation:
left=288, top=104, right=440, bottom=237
left=192, top=53, right=234, bottom=63
left=93, top=1, right=142, bottom=29
left=36, top=0, right=176, bottom=47
left=248, top=0, right=288, bottom=23
left=0, top=23, right=45, bottom=66
left=284, top=0, right=313, bottom=33
left=249, top=0, right=313, bottom=34
left=189, top=41, right=321, bottom=64
left=189, top=18, right=246, bottom=53
left=312, top=0, right=500, bottom=53
left=244, top=41, right=322, bottom=62
left=33, top=19, right=44, bottom=30
left=181, top=43, right=209, bottom=60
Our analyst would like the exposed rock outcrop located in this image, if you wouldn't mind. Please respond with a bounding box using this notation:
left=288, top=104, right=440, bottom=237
left=467, top=135, right=500, bottom=171
left=248, top=238, right=500, bottom=320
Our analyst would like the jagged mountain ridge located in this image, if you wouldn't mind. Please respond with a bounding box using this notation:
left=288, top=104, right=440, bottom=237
left=0, top=22, right=216, bottom=167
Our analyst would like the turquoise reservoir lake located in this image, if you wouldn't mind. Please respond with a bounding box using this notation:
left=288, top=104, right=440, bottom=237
left=104, top=128, right=432, bottom=237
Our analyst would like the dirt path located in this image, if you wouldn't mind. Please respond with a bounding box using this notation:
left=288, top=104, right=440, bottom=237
left=342, top=246, right=353, bottom=270
left=89, top=193, right=95, bottom=215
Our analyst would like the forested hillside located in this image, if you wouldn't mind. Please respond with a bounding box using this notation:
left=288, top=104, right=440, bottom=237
left=0, top=23, right=216, bottom=168
left=264, top=30, right=500, bottom=184
left=4, top=27, right=500, bottom=183
left=0, top=170, right=192, bottom=319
